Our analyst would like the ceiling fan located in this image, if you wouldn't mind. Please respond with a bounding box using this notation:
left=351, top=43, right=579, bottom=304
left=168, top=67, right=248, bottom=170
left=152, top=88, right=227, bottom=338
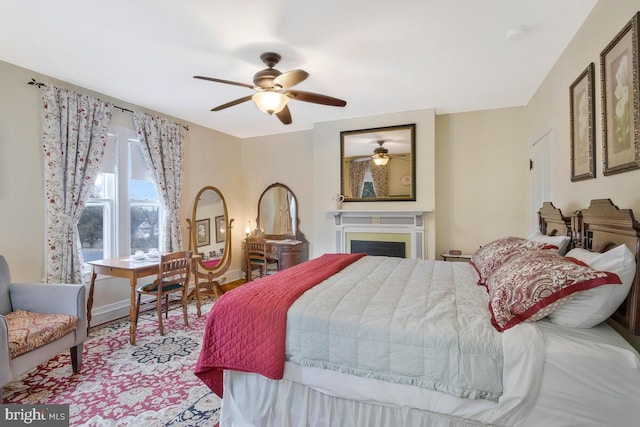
left=194, top=52, right=347, bottom=125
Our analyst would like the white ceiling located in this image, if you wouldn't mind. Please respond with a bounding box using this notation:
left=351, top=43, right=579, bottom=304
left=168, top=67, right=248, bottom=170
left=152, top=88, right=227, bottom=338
left=0, top=0, right=597, bottom=139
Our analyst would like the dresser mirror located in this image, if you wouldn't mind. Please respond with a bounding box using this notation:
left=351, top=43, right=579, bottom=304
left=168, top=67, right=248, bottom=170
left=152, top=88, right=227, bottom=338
left=257, top=182, right=303, bottom=240
left=187, top=186, right=234, bottom=299
left=340, top=123, right=416, bottom=202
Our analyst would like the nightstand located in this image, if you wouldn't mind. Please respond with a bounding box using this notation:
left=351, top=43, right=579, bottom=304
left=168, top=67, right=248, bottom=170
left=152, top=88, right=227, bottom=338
left=440, top=253, right=473, bottom=262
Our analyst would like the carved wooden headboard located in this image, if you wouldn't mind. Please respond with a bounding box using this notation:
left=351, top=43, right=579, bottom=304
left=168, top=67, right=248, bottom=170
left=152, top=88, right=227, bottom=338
left=579, top=199, right=640, bottom=335
left=538, top=202, right=572, bottom=238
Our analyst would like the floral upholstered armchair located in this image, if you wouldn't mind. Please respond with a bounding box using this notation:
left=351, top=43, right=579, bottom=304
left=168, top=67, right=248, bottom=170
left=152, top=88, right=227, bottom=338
left=0, top=255, right=86, bottom=387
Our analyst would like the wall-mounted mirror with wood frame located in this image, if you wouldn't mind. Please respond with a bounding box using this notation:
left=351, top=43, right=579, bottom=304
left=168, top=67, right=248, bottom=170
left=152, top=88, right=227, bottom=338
left=340, top=123, right=416, bottom=202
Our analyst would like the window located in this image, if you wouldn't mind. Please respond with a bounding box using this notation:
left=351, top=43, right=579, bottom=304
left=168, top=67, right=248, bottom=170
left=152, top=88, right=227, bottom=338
left=360, top=167, right=376, bottom=198
left=78, top=125, right=165, bottom=266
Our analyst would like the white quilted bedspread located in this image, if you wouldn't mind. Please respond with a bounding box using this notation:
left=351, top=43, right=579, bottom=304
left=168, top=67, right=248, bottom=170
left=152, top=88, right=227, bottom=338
left=286, top=256, right=504, bottom=401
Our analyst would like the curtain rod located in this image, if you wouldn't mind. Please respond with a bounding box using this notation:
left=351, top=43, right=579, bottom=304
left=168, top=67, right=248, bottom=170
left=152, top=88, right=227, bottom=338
left=29, top=78, right=189, bottom=131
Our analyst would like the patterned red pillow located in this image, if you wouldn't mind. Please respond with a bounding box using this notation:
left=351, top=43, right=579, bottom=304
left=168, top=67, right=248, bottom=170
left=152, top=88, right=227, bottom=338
left=486, top=251, right=622, bottom=332
left=470, top=236, right=558, bottom=285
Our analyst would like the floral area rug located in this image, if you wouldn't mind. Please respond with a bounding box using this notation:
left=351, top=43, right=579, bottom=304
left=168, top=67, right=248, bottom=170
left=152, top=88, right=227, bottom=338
left=2, top=300, right=221, bottom=426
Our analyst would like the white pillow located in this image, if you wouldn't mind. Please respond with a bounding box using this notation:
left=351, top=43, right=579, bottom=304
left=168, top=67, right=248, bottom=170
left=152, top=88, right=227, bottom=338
left=548, top=244, right=636, bottom=328
left=527, top=231, right=572, bottom=255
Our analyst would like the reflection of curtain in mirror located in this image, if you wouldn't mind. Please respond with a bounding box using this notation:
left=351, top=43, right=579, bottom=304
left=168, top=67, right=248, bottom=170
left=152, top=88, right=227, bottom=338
left=370, top=160, right=389, bottom=197
left=271, top=191, right=283, bottom=233
left=280, top=192, right=293, bottom=235
left=288, top=195, right=296, bottom=235
left=349, top=160, right=366, bottom=198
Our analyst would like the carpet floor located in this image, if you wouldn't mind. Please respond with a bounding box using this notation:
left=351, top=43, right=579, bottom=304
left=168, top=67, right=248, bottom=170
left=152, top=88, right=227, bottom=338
left=2, top=300, right=221, bottom=426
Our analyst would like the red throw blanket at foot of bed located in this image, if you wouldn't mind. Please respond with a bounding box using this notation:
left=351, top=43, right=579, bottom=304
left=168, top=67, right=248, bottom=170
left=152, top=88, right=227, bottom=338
left=194, top=253, right=366, bottom=397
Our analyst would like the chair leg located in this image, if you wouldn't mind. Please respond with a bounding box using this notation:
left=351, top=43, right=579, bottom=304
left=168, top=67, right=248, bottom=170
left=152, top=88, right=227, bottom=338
left=165, top=295, right=170, bottom=319
left=134, top=293, right=142, bottom=328
left=194, top=279, right=202, bottom=317
left=182, top=291, right=189, bottom=326
left=70, top=343, right=83, bottom=373
left=157, top=296, right=164, bottom=335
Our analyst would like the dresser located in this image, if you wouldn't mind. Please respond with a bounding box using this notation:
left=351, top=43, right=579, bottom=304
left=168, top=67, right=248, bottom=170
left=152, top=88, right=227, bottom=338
left=241, top=238, right=309, bottom=277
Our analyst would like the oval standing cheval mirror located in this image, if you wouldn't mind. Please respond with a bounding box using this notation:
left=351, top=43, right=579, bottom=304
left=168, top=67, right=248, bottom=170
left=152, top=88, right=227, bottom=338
left=187, top=186, right=234, bottom=313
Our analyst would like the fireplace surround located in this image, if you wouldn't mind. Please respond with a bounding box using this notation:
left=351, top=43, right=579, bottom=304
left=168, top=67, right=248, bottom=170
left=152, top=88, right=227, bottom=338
left=329, top=210, right=426, bottom=259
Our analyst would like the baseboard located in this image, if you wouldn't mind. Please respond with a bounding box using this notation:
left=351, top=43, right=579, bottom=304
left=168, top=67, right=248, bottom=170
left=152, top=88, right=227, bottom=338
left=90, top=300, right=132, bottom=327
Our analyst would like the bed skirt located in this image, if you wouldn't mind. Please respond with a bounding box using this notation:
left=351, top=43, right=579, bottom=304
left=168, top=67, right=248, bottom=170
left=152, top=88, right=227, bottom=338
left=220, top=369, right=489, bottom=427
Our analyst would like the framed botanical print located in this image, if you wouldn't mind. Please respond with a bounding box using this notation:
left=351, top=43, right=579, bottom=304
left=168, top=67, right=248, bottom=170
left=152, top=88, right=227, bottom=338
left=196, top=218, right=210, bottom=247
left=600, top=12, right=640, bottom=175
left=570, top=63, right=595, bottom=181
left=215, top=215, right=226, bottom=243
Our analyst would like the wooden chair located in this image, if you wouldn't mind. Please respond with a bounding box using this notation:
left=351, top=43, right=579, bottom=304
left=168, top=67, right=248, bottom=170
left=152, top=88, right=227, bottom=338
left=246, top=238, right=279, bottom=281
left=134, top=251, right=192, bottom=336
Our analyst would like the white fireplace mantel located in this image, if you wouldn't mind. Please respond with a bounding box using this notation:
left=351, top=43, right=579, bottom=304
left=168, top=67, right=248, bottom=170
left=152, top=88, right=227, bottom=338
left=328, top=210, right=430, bottom=259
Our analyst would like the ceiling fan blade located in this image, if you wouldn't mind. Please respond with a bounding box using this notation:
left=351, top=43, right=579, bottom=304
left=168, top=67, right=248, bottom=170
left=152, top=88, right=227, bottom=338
left=194, top=75, right=254, bottom=90
left=276, top=105, right=292, bottom=125
left=286, top=90, right=347, bottom=107
left=211, top=95, right=253, bottom=111
left=273, top=69, right=309, bottom=89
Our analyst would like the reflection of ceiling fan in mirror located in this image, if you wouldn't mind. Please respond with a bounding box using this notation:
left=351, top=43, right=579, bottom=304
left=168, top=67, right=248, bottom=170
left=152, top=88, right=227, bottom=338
left=194, top=52, right=347, bottom=125
left=372, top=141, right=390, bottom=166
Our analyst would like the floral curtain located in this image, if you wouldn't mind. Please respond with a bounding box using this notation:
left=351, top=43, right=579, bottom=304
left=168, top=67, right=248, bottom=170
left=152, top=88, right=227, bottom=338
left=133, top=112, right=185, bottom=252
left=370, top=161, right=389, bottom=197
left=349, top=160, right=367, bottom=198
left=42, top=85, right=112, bottom=283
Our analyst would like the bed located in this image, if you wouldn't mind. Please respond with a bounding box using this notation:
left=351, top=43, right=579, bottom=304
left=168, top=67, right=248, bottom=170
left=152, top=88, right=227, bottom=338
left=195, top=199, right=640, bottom=427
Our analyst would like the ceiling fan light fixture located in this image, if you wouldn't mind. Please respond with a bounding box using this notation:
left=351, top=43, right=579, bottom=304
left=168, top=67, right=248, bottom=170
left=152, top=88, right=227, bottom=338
left=372, top=155, right=389, bottom=166
left=372, top=141, right=390, bottom=166
left=252, top=91, right=289, bottom=115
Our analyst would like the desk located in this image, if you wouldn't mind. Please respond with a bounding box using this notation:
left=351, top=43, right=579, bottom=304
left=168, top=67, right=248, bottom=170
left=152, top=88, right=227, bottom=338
left=87, top=256, right=159, bottom=345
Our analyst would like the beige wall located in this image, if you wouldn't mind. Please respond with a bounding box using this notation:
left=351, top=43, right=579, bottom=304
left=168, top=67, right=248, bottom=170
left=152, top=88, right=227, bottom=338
left=435, top=2, right=640, bottom=260
left=241, top=130, right=314, bottom=241
left=435, top=107, right=529, bottom=256
left=524, top=0, right=640, bottom=347
left=182, top=120, right=244, bottom=275
left=0, top=60, right=47, bottom=281
left=527, top=0, right=639, bottom=213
